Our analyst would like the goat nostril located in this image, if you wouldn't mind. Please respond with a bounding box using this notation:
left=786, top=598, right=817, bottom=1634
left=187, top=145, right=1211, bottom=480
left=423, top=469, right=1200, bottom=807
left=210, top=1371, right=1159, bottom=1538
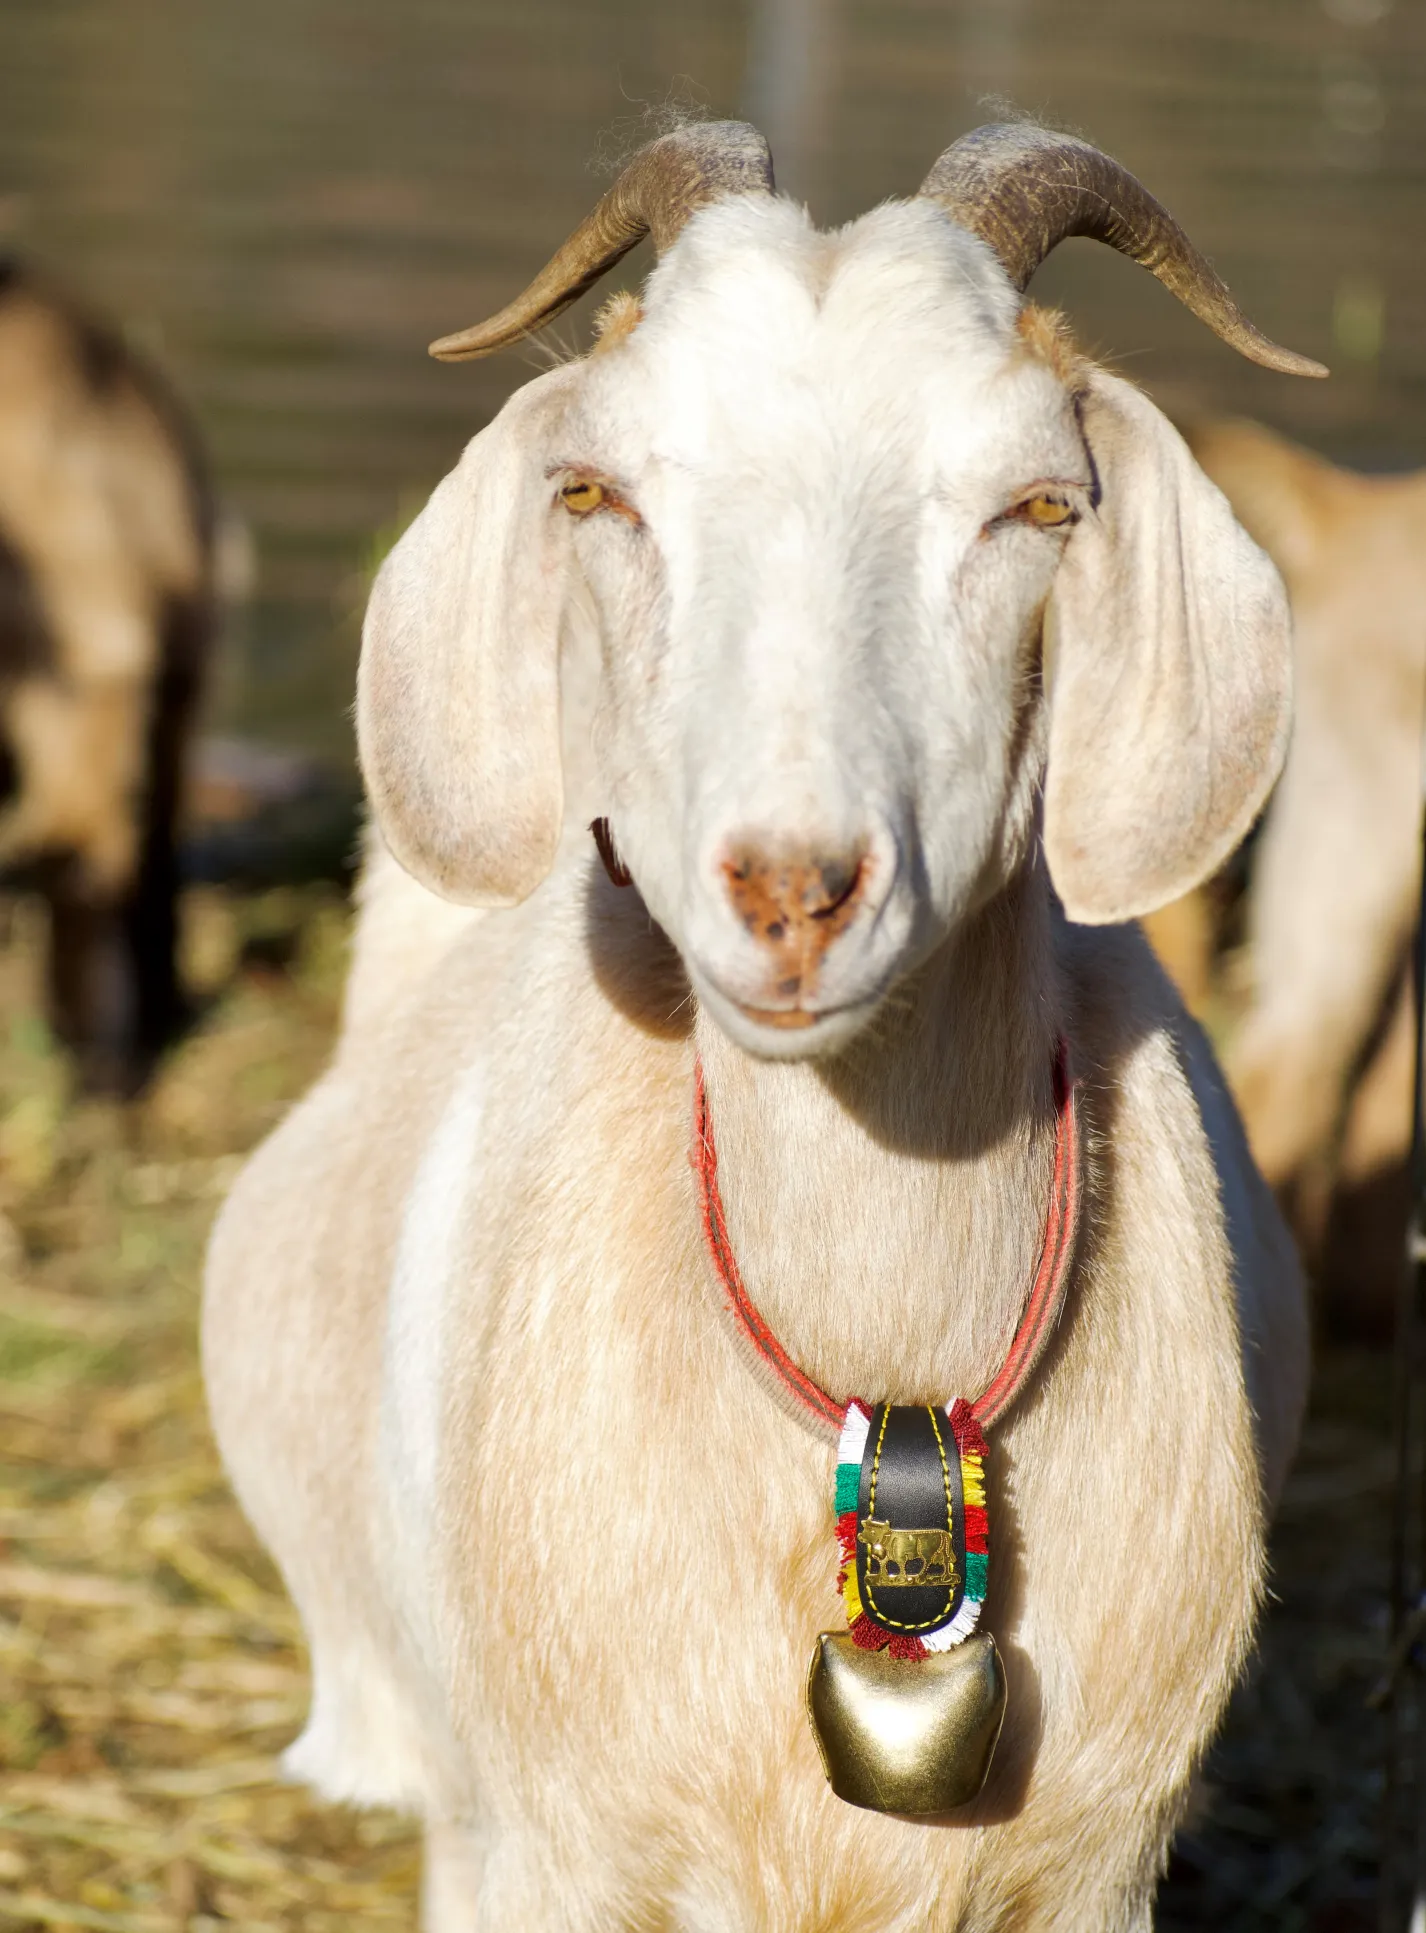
left=808, top=858, right=864, bottom=919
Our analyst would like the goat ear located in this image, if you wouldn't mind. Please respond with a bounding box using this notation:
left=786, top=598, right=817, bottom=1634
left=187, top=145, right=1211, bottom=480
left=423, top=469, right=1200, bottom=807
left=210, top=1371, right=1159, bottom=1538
left=357, top=365, right=578, bottom=907
left=1042, top=369, right=1292, bottom=925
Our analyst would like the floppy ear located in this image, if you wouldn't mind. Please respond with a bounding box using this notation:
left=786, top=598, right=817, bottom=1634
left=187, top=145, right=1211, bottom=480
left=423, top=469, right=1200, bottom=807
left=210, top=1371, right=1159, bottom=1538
left=1042, top=369, right=1292, bottom=924
left=357, top=364, right=579, bottom=907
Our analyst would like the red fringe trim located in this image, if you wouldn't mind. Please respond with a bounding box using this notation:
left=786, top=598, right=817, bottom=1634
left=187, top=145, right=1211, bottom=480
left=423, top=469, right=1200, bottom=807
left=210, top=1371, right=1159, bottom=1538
left=850, top=1614, right=889, bottom=1651
left=949, top=1396, right=988, bottom=1459
left=965, top=1504, right=989, bottom=1553
left=849, top=1618, right=927, bottom=1661
left=836, top=1510, right=859, bottom=1561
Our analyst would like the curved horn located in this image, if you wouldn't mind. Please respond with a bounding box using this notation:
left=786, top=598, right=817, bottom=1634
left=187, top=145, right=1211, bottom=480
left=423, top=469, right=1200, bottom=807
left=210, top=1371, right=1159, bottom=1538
left=920, top=124, right=1326, bottom=379
left=429, top=121, right=775, bottom=363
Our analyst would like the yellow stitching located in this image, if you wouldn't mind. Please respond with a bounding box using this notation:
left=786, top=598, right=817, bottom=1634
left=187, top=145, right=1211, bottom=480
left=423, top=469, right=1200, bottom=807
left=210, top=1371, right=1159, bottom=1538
left=930, top=1407, right=954, bottom=1526
left=862, top=1405, right=959, bottom=1632
left=866, top=1403, right=890, bottom=1524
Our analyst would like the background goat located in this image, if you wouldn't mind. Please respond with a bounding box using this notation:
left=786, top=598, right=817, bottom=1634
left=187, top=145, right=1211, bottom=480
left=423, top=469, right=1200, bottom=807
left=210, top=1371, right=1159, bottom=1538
left=1144, top=419, right=1426, bottom=1338
left=0, top=257, right=214, bottom=1093
left=205, top=123, right=1312, bottom=1930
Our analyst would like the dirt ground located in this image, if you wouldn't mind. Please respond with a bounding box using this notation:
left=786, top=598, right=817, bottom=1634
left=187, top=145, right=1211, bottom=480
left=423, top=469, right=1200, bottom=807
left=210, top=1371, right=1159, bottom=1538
left=0, top=885, right=1392, bottom=1930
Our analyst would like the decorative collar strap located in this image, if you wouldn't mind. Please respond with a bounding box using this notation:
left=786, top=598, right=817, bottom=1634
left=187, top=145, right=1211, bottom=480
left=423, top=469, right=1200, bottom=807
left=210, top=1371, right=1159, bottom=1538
left=692, top=1040, right=1081, bottom=1442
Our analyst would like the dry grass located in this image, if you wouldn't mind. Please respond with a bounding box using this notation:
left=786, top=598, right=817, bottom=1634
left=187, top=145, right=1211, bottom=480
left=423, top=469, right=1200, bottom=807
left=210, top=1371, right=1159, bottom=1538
left=0, top=885, right=1393, bottom=1929
left=1159, top=1351, right=1387, bottom=1931
left=0, top=888, right=421, bottom=1930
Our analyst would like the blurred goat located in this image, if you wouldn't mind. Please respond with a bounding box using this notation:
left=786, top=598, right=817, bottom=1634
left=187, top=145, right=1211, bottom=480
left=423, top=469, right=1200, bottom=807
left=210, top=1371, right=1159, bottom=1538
left=1146, top=419, right=1426, bottom=1334
left=206, top=124, right=1312, bottom=1928
left=0, top=257, right=215, bottom=1092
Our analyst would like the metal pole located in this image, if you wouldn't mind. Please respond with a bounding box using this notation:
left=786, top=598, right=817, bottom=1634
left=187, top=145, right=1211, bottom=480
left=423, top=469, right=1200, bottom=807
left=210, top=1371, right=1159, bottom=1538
left=738, top=0, right=837, bottom=206
left=1382, top=785, right=1426, bottom=1930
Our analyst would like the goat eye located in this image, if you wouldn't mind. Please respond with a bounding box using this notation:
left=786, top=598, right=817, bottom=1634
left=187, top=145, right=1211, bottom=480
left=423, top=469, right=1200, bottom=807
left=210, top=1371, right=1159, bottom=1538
left=560, top=479, right=607, bottom=516
left=1010, top=492, right=1076, bottom=530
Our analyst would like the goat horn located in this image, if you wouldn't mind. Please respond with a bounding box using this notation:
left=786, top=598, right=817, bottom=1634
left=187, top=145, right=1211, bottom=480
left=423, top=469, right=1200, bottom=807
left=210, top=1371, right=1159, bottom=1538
left=919, top=124, right=1327, bottom=379
left=429, top=121, right=775, bottom=362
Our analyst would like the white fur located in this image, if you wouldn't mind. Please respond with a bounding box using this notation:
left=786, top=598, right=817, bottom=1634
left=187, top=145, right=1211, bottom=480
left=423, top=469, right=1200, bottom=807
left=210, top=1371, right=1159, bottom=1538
left=378, top=1057, right=488, bottom=1654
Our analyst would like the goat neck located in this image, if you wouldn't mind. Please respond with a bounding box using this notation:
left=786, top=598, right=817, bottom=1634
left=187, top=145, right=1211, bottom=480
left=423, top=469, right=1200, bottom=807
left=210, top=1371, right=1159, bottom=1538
left=692, top=864, right=1062, bottom=1414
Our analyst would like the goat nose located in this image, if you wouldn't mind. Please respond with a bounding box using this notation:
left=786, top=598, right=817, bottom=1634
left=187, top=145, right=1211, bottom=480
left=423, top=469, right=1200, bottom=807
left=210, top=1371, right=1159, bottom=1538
left=721, top=845, right=869, bottom=962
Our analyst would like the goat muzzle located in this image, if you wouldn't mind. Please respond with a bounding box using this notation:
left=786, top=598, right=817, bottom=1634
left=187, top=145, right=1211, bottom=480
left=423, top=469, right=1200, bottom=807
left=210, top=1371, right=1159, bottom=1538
left=721, top=842, right=869, bottom=1013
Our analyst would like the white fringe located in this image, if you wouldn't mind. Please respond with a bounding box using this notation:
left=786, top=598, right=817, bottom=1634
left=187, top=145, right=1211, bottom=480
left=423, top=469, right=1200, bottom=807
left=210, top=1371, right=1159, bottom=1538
left=837, top=1401, right=871, bottom=1469
left=923, top=1594, right=983, bottom=1652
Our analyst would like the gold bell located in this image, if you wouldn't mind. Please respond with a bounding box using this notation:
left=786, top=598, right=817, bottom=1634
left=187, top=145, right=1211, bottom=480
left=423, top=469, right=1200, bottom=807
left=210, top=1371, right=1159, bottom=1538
left=805, top=1630, right=1006, bottom=1815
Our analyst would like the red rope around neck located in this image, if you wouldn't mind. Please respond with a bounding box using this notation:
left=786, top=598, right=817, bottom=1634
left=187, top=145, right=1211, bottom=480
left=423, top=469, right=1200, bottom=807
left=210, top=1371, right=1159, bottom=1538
left=692, top=1042, right=1080, bottom=1436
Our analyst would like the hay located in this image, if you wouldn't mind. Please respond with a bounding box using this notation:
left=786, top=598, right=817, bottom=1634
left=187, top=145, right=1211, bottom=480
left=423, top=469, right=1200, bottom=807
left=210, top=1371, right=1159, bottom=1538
left=0, top=888, right=420, bottom=1929
left=0, top=887, right=1390, bottom=1928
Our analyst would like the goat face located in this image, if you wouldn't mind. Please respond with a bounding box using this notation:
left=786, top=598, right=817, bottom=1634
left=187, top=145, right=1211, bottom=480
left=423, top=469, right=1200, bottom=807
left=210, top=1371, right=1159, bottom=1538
left=568, top=200, right=1085, bottom=1053
left=361, top=197, right=1292, bottom=1060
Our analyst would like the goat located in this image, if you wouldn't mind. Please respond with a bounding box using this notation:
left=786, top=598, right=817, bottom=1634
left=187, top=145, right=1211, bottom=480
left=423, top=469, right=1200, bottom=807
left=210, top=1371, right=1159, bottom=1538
left=1145, top=417, right=1426, bottom=1336
left=205, top=123, right=1313, bottom=1930
left=0, top=256, right=214, bottom=1093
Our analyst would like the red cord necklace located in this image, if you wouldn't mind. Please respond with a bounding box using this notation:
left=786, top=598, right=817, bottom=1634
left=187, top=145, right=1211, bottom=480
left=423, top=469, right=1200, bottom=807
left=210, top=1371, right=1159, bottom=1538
left=693, top=1041, right=1081, bottom=1437
left=691, top=1042, right=1081, bottom=1811
left=692, top=1044, right=1079, bottom=1663
left=592, top=820, right=1083, bottom=1807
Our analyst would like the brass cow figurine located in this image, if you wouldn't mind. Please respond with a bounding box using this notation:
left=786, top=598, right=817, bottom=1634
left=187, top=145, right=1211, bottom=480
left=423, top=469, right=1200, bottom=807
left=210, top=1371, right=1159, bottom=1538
left=857, top=1518, right=958, bottom=1589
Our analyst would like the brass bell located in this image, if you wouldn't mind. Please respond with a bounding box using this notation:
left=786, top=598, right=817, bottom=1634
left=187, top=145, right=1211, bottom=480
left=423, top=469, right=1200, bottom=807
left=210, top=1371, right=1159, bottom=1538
left=805, top=1630, right=1006, bottom=1815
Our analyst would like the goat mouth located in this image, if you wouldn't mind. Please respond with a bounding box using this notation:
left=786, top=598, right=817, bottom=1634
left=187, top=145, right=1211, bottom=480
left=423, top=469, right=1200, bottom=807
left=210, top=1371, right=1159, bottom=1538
left=699, top=981, right=886, bottom=1061
left=692, top=958, right=895, bottom=1059
left=734, top=1003, right=820, bottom=1031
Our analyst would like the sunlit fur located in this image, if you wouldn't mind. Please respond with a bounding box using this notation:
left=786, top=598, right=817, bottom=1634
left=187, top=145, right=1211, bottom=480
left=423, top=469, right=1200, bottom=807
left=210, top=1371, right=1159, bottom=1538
left=206, top=192, right=1308, bottom=1930
left=1174, top=420, right=1426, bottom=1208
left=0, top=266, right=214, bottom=1087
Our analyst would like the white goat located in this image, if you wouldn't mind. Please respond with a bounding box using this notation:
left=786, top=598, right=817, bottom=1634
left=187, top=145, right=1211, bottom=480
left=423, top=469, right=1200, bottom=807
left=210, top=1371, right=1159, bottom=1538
left=205, top=123, right=1314, bottom=1930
